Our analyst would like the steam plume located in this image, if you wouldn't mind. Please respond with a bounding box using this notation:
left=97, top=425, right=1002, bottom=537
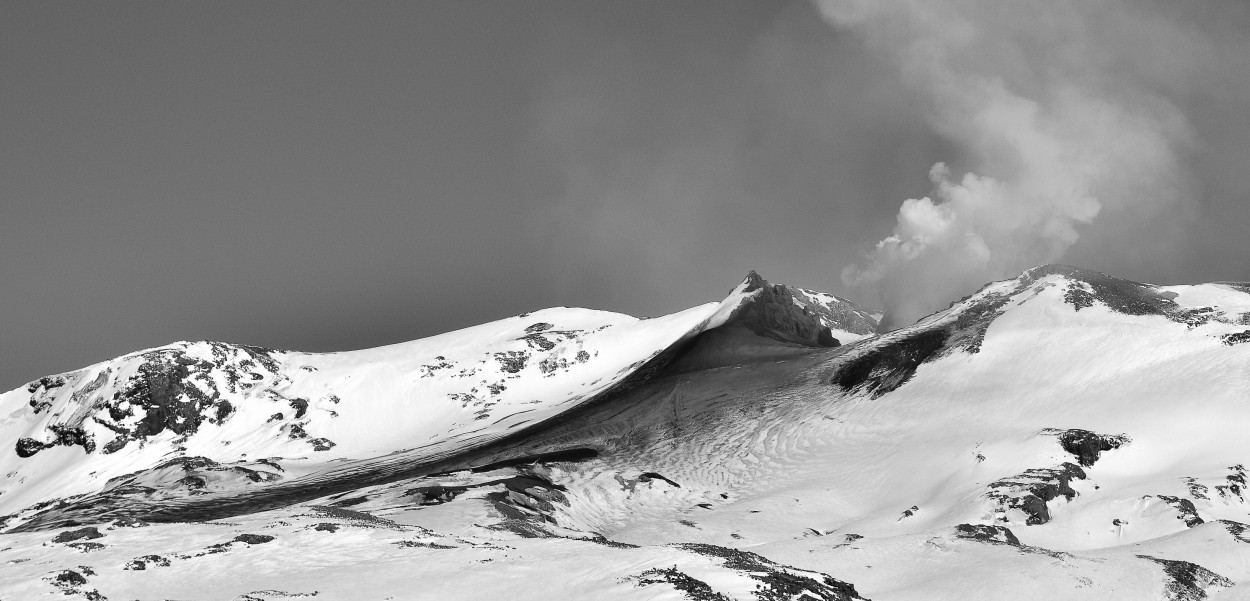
left=819, top=0, right=1193, bottom=326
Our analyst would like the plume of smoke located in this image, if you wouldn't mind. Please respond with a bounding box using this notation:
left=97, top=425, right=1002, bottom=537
left=819, top=0, right=1193, bottom=326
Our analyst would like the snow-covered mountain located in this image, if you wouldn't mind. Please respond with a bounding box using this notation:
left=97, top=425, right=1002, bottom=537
left=2, top=265, right=1248, bottom=600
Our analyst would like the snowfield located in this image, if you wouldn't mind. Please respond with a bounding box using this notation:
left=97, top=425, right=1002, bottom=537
left=1, top=265, right=1248, bottom=600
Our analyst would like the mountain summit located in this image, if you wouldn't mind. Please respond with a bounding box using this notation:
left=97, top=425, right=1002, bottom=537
left=2, top=266, right=1248, bottom=600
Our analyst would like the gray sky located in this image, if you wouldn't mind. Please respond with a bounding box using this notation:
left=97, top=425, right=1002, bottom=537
left=3, top=1, right=1248, bottom=390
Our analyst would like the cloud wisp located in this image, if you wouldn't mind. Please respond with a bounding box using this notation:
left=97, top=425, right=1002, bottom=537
left=820, top=0, right=1195, bottom=326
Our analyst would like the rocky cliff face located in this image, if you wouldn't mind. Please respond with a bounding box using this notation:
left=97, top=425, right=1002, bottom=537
left=731, top=271, right=879, bottom=348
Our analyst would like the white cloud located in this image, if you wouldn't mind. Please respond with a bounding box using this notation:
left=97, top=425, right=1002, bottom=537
left=821, top=0, right=1194, bottom=325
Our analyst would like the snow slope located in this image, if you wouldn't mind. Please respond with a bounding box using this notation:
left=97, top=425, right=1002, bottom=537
left=2, top=265, right=1249, bottom=600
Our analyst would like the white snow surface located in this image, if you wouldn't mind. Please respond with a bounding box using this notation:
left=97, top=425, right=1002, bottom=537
left=2, top=267, right=1249, bottom=600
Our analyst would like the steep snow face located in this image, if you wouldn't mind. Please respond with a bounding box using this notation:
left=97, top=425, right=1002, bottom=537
left=3, top=265, right=1249, bottom=601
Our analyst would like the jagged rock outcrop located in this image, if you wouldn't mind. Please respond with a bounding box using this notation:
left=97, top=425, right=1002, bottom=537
left=735, top=271, right=878, bottom=348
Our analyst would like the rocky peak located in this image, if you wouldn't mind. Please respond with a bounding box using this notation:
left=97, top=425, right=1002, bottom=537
left=729, top=272, right=880, bottom=348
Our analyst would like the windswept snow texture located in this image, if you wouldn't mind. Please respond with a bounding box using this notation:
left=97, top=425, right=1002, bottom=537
left=3, top=265, right=1250, bottom=600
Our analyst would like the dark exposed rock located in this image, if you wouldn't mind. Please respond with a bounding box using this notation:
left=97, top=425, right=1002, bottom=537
left=1030, top=265, right=1179, bottom=317
left=16, top=423, right=98, bottom=458
left=635, top=567, right=731, bottom=601
left=1229, top=465, right=1247, bottom=488
left=309, top=437, right=336, bottom=451
left=101, top=436, right=129, bottom=454
left=50, top=424, right=95, bottom=454
left=726, top=273, right=874, bottom=348
left=95, top=456, right=282, bottom=499
left=524, top=322, right=554, bottom=333
left=124, top=554, right=170, bottom=570
left=1215, top=282, right=1250, bottom=294
left=677, top=543, right=868, bottom=600
left=1221, top=330, right=1250, bottom=346
left=1137, top=555, right=1233, bottom=600
left=16, top=342, right=290, bottom=459
left=586, top=537, right=640, bottom=549
left=639, top=472, right=681, bottom=488
left=1054, top=429, right=1130, bottom=467
left=946, top=291, right=1016, bottom=354
left=124, top=356, right=207, bottom=439
left=53, top=527, right=103, bottom=543
left=47, top=567, right=105, bottom=599
left=107, top=402, right=132, bottom=422
left=538, top=356, right=571, bottom=375
left=954, top=523, right=1021, bottom=545
left=481, top=473, right=572, bottom=528
left=1212, top=464, right=1248, bottom=502
left=77, top=343, right=283, bottom=452
left=27, top=375, right=67, bottom=394
left=91, top=416, right=129, bottom=438
left=908, top=265, right=1206, bottom=367
left=1217, top=520, right=1250, bottom=543
left=832, top=328, right=948, bottom=398
left=214, top=400, right=234, bottom=423
left=1064, top=285, right=1095, bottom=310
left=288, top=398, right=309, bottom=419
left=494, top=351, right=529, bottom=373
left=419, top=357, right=454, bottom=378
left=1157, top=496, right=1204, bottom=528
left=394, top=540, right=457, bottom=549
left=817, top=328, right=839, bottom=347
left=307, top=505, right=403, bottom=529
left=521, top=333, right=557, bottom=351
left=111, top=516, right=149, bottom=528
left=988, top=462, right=1086, bottom=525
left=53, top=569, right=87, bottom=586
left=405, top=484, right=469, bottom=505
left=983, top=430, right=1125, bottom=525
left=199, top=542, right=233, bottom=555
left=485, top=516, right=556, bottom=538
left=313, top=523, right=340, bottom=532
left=15, top=437, right=50, bottom=458
left=232, top=533, right=275, bottom=545
left=177, top=474, right=207, bottom=489
left=1175, top=307, right=1219, bottom=329
left=67, top=541, right=106, bottom=552
left=506, top=483, right=567, bottom=513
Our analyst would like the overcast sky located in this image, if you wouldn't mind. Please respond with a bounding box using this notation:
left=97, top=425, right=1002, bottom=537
left=3, top=1, right=1248, bottom=390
